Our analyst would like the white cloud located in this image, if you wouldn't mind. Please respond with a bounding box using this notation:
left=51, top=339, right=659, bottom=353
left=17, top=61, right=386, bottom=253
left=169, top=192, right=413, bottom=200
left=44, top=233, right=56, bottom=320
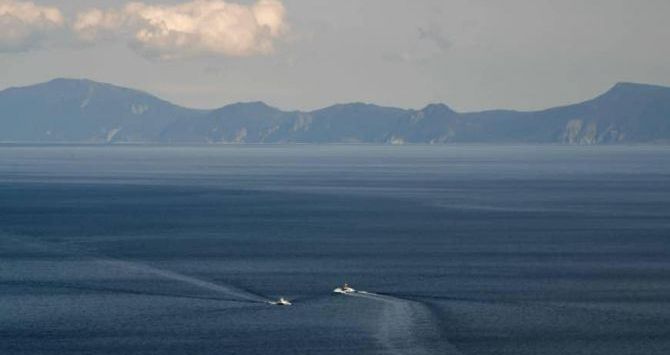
left=72, top=8, right=125, bottom=42
left=0, top=0, right=65, bottom=52
left=73, top=0, right=288, bottom=60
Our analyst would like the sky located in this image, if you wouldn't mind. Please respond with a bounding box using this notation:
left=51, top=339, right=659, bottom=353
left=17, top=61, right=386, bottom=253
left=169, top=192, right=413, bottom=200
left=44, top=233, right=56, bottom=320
left=1, top=0, right=669, bottom=112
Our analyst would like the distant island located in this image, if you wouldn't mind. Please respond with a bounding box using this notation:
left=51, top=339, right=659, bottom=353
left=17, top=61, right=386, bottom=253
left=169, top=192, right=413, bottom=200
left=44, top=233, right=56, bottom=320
left=1, top=78, right=669, bottom=144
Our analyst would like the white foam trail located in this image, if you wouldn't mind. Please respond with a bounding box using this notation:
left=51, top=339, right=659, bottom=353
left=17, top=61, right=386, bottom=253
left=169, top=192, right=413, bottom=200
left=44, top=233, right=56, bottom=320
left=98, top=259, right=270, bottom=303
left=8, top=236, right=271, bottom=304
left=348, top=291, right=462, bottom=355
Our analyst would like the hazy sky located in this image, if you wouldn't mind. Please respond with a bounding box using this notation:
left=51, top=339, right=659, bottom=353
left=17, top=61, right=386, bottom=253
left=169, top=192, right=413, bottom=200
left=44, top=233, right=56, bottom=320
left=1, top=0, right=669, bottom=111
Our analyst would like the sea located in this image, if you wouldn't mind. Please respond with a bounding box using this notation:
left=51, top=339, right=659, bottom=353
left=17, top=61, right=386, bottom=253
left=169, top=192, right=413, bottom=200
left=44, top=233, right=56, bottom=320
left=1, top=145, right=669, bottom=355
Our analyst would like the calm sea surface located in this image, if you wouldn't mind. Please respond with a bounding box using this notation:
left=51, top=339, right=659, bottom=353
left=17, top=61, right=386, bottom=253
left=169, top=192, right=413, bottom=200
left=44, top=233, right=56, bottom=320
left=1, top=145, right=669, bottom=355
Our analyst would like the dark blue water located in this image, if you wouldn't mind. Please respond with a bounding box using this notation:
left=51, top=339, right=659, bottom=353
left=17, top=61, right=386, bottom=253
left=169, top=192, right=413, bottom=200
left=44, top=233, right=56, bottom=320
left=1, top=145, right=669, bottom=355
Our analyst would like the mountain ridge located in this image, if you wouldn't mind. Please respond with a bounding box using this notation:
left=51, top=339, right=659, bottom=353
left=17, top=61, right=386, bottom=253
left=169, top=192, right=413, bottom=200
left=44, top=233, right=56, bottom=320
left=1, top=79, right=669, bottom=144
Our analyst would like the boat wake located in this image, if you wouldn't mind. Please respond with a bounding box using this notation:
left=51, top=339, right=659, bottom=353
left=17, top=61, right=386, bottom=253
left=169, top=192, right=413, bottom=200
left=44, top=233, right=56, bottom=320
left=98, top=259, right=271, bottom=304
left=8, top=236, right=271, bottom=304
left=347, top=290, right=462, bottom=355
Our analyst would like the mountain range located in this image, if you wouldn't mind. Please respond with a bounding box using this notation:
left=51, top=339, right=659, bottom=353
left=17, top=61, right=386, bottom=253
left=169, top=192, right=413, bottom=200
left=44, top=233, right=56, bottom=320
left=1, top=78, right=669, bottom=144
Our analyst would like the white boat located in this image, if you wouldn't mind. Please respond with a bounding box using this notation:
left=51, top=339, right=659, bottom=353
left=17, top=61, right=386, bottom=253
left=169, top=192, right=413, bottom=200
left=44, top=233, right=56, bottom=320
left=269, top=297, right=292, bottom=306
left=333, top=283, right=356, bottom=294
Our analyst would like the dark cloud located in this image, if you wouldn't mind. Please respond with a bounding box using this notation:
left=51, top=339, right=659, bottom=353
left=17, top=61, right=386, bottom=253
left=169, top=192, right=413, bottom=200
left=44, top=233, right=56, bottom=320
left=418, top=24, right=451, bottom=51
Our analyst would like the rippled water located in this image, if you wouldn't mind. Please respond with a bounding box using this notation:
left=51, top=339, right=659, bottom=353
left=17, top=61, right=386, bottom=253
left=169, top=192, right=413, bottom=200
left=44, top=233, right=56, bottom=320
left=1, top=145, right=669, bottom=355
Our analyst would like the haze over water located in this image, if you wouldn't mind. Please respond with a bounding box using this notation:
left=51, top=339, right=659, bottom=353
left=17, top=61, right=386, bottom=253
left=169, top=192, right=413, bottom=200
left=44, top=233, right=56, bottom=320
left=1, top=145, right=670, bottom=355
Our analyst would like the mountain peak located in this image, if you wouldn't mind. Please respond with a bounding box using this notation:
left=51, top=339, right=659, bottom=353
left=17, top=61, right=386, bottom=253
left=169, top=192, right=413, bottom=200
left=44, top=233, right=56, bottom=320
left=317, top=102, right=408, bottom=116
left=606, top=81, right=670, bottom=95
left=218, top=101, right=277, bottom=111
left=421, top=103, right=454, bottom=114
left=213, top=101, right=283, bottom=118
left=590, top=82, right=670, bottom=105
left=232, top=101, right=273, bottom=108
left=325, top=102, right=381, bottom=110
left=27, top=78, right=177, bottom=101
left=48, top=77, right=95, bottom=84
left=44, top=78, right=111, bottom=89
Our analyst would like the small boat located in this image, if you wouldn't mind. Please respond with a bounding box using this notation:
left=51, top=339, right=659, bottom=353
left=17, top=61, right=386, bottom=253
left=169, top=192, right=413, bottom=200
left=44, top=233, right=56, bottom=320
left=333, top=283, right=356, bottom=294
left=269, top=297, right=292, bottom=306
